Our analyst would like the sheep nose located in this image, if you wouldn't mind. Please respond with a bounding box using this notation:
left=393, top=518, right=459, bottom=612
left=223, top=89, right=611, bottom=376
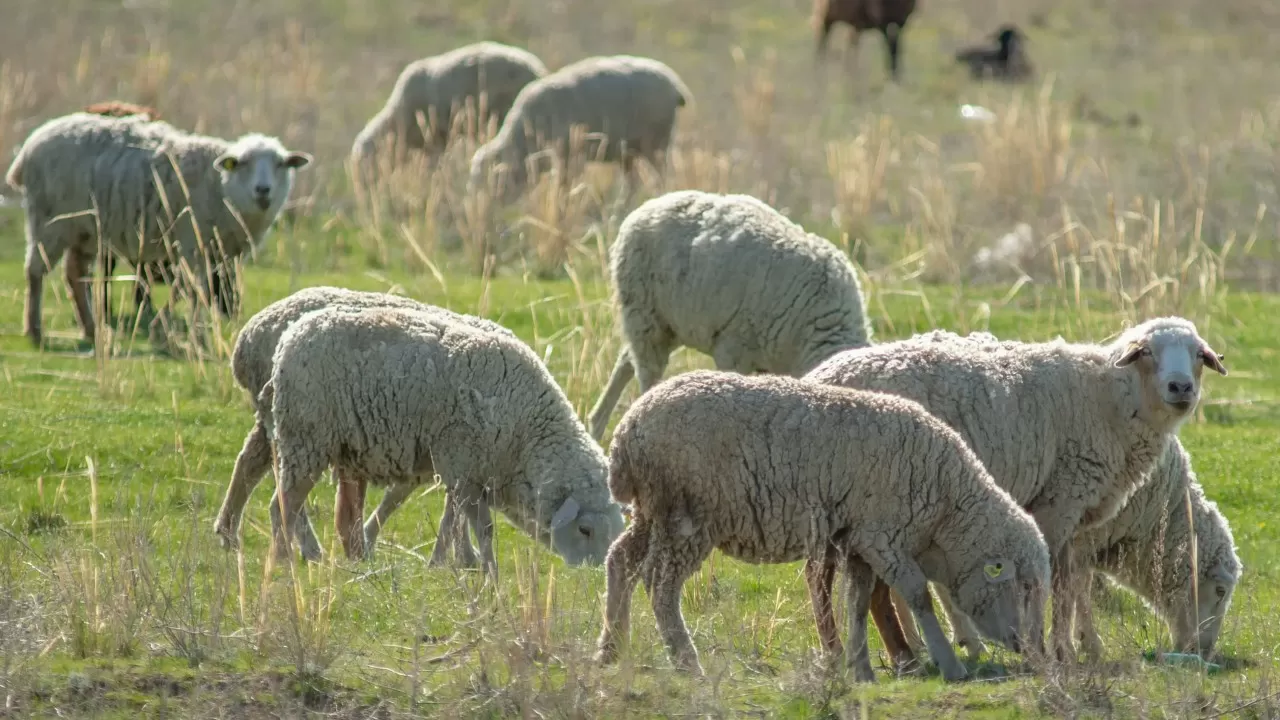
left=254, top=185, right=270, bottom=196
left=1167, top=380, right=1193, bottom=395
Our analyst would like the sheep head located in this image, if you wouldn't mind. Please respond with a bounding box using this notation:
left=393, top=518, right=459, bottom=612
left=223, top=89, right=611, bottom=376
left=214, top=134, right=312, bottom=216
left=1112, top=317, right=1227, bottom=427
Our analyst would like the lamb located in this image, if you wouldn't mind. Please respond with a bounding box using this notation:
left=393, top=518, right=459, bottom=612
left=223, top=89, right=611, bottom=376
left=261, top=304, right=626, bottom=575
left=5, top=111, right=311, bottom=346
left=468, top=55, right=691, bottom=200
left=812, top=0, right=918, bottom=79
left=212, top=286, right=517, bottom=564
left=351, top=42, right=547, bottom=183
left=586, top=190, right=871, bottom=441
left=804, top=319, right=1229, bottom=660
left=955, top=25, right=1034, bottom=82
left=594, top=370, right=1049, bottom=681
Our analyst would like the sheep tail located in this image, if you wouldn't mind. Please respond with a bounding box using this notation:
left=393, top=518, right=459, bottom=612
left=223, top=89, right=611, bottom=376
left=606, top=434, right=640, bottom=505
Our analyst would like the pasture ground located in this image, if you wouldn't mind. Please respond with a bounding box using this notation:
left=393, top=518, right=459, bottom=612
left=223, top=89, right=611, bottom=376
left=3, top=0, right=1280, bottom=716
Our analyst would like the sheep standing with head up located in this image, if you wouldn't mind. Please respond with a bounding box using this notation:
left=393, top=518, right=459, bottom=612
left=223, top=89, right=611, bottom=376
left=351, top=42, right=547, bottom=185
left=594, top=370, right=1050, bottom=681
left=261, top=304, right=626, bottom=575
left=586, top=190, right=871, bottom=441
left=468, top=54, right=691, bottom=200
left=5, top=111, right=311, bottom=346
left=213, top=286, right=516, bottom=564
left=804, top=319, right=1229, bottom=660
left=813, top=0, right=918, bottom=79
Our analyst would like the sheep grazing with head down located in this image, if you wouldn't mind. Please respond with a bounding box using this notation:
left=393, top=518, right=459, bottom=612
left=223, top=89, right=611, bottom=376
left=213, top=286, right=517, bottom=564
left=5, top=111, right=311, bottom=346
left=351, top=42, right=547, bottom=185
left=813, top=0, right=918, bottom=79
left=805, top=318, right=1229, bottom=661
left=595, top=370, right=1050, bottom=681
left=261, top=304, right=626, bottom=576
left=468, top=54, right=691, bottom=201
left=587, top=190, right=871, bottom=441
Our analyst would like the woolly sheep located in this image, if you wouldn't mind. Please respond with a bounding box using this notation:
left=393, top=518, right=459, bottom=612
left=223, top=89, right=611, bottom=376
left=806, top=319, right=1229, bottom=659
left=5, top=111, right=311, bottom=346
left=586, top=190, right=872, bottom=441
left=468, top=55, right=691, bottom=200
left=212, top=286, right=517, bottom=564
left=261, top=304, right=626, bottom=575
left=813, top=0, right=918, bottom=78
left=351, top=42, right=547, bottom=183
left=594, top=370, right=1050, bottom=681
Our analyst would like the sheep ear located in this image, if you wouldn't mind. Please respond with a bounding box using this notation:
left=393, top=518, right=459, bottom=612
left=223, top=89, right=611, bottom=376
left=550, top=496, right=581, bottom=531
left=284, top=152, right=312, bottom=169
left=1114, top=342, right=1145, bottom=368
left=215, top=155, right=238, bottom=172
left=983, top=559, right=1013, bottom=583
left=1201, top=345, right=1228, bottom=376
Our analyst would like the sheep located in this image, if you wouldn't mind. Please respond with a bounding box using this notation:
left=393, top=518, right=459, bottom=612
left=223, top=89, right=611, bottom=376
left=955, top=25, right=1034, bottom=82
left=804, top=319, right=1229, bottom=660
left=5, top=111, right=311, bottom=346
left=593, top=370, right=1049, bottom=681
left=261, top=304, right=626, bottom=575
left=812, top=0, right=918, bottom=79
left=586, top=190, right=872, bottom=441
left=212, top=286, right=517, bottom=564
left=350, top=42, right=547, bottom=184
left=468, top=55, right=691, bottom=200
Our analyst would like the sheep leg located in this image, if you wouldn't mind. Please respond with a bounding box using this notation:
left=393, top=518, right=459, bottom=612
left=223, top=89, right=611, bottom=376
left=462, top=494, right=499, bottom=581
left=934, top=584, right=987, bottom=662
left=587, top=350, right=635, bottom=442
left=363, top=480, right=419, bottom=559
left=65, top=248, right=96, bottom=343
left=595, top=517, right=651, bottom=665
left=648, top=530, right=709, bottom=674
left=99, top=253, right=116, bottom=326
left=815, top=17, right=835, bottom=58
left=881, top=560, right=969, bottom=682
left=890, top=586, right=926, bottom=654
left=883, top=24, right=903, bottom=80
left=842, top=554, right=878, bottom=682
left=804, top=555, right=843, bottom=657
left=426, top=489, right=478, bottom=568
left=334, top=468, right=368, bottom=561
left=867, top=577, right=920, bottom=672
left=1073, top=570, right=1105, bottom=661
left=268, top=449, right=326, bottom=563
left=213, top=420, right=275, bottom=549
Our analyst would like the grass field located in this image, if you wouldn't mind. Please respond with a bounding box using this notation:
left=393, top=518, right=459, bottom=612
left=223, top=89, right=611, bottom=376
left=3, top=0, right=1280, bottom=716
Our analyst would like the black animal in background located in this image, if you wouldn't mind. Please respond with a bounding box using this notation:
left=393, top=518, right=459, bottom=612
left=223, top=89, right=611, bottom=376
left=955, top=24, right=1033, bottom=81
left=813, top=0, right=919, bottom=80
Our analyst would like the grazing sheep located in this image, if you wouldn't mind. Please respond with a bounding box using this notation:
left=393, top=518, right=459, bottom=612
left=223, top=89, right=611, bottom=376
left=5, top=111, right=311, bottom=346
left=594, top=370, right=1050, bottom=681
left=812, top=0, right=918, bottom=79
left=468, top=55, right=691, bottom=200
left=212, top=286, right=517, bottom=564
left=955, top=25, right=1033, bottom=82
left=262, top=304, right=626, bottom=575
left=586, top=190, right=871, bottom=441
left=351, top=42, right=547, bottom=183
left=806, top=319, right=1228, bottom=659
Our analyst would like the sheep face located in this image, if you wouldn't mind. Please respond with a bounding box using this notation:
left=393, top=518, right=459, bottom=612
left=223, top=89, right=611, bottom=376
left=1113, top=318, right=1227, bottom=421
left=1162, top=556, right=1240, bottom=658
left=548, top=496, right=627, bottom=566
left=950, top=555, right=1048, bottom=656
left=214, top=134, right=312, bottom=217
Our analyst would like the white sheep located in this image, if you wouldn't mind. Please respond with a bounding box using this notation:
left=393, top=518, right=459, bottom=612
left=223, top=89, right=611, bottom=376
left=350, top=41, right=547, bottom=183
left=468, top=54, right=692, bottom=199
left=261, top=304, right=626, bottom=575
left=805, top=318, right=1229, bottom=659
left=587, top=190, right=872, bottom=441
left=212, top=285, right=516, bottom=564
left=594, top=370, right=1050, bottom=682
left=5, top=111, right=311, bottom=346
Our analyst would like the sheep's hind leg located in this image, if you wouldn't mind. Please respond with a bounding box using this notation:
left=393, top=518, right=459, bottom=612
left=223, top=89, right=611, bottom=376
left=648, top=526, right=710, bottom=674
left=214, top=420, right=275, bottom=549
left=842, top=554, right=878, bottom=682
left=595, top=516, right=651, bottom=665
left=269, top=449, right=326, bottom=563
left=868, top=577, right=921, bottom=673
left=65, top=247, right=96, bottom=344
left=880, top=559, right=968, bottom=682
left=587, top=350, right=635, bottom=442
left=334, top=468, right=368, bottom=560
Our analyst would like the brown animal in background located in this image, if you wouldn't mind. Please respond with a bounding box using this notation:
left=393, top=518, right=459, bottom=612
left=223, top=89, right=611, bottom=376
left=813, top=0, right=918, bottom=79
left=955, top=25, right=1034, bottom=82
left=83, top=101, right=161, bottom=121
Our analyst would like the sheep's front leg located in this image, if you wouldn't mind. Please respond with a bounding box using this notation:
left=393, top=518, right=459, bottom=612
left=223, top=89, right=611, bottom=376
left=842, top=555, right=878, bottom=682
left=65, top=247, right=96, bottom=343
left=935, top=585, right=987, bottom=662
left=890, top=586, right=926, bottom=654
left=214, top=420, right=274, bottom=549
left=596, top=517, right=651, bottom=665
left=867, top=577, right=919, bottom=672
left=463, top=494, right=499, bottom=581
left=804, top=555, right=842, bottom=657
left=880, top=559, right=968, bottom=682
left=1073, top=570, right=1105, bottom=661
left=363, top=480, right=418, bottom=559
left=1049, top=542, right=1082, bottom=663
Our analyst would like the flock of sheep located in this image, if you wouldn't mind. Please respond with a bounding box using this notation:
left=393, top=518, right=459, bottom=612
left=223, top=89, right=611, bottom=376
left=2, top=31, right=1240, bottom=685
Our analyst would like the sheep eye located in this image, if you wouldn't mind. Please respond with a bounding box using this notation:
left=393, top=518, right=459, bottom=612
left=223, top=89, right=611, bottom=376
left=1216, top=585, right=1226, bottom=599
left=1140, top=347, right=1152, bottom=357
left=579, top=526, right=592, bottom=538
